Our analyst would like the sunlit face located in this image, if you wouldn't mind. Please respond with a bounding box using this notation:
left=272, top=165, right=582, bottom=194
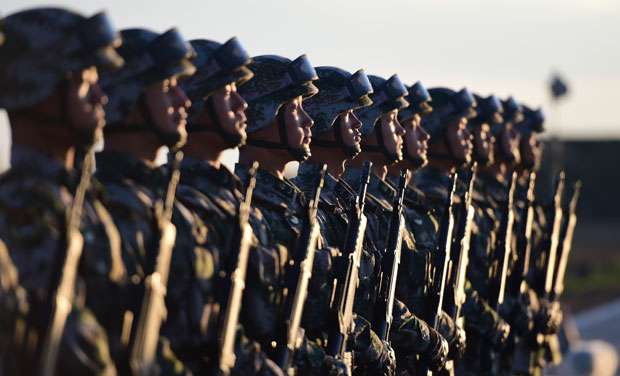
left=379, top=110, right=405, bottom=163
left=401, top=114, right=430, bottom=168
left=339, top=110, right=362, bottom=148
left=498, top=123, right=521, bottom=164
left=446, top=116, right=473, bottom=165
left=284, top=96, right=314, bottom=150
left=472, top=123, right=495, bottom=166
left=209, top=82, right=248, bottom=145
left=143, top=76, right=190, bottom=148
left=67, top=66, right=108, bottom=147
left=520, top=131, right=543, bottom=170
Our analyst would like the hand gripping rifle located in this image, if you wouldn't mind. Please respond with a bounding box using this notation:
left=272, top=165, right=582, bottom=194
left=274, top=165, right=327, bottom=372
left=480, top=172, right=516, bottom=373
left=550, top=180, right=581, bottom=303
left=508, top=172, right=537, bottom=302
left=326, top=161, right=372, bottom=366
left=127, top=151, right=183, bottom=375
left=417, top=173, right=458, bottom=376
left=445, top=164, right=477, bottom=323
left=218, top=162, right=259, bottom=375
left=372, top=168, right=408, bottom=342
left=38, top=151, right=94, bottom=376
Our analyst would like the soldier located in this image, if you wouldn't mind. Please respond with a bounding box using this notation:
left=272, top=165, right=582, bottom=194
left=96, top=27, right=199, bottom=373
left=235, top=54, right=345, bottom=374
left=291, top=66, right=396, bottom=374
left=0, top=7, right=124, bottom=374
left=175, top=37, right=283, bottom=375
left=342, top=75, right=450, bottom=374
left=415, top=88, right=511, bottom=376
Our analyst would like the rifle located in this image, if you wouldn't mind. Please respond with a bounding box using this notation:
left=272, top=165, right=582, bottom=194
left=274, top=165, right=327, bottom=372
left=372, top=168, right=408, bottom=342
left=508, top=172, right=537, bottom=301
left=445, top=164, right=477, bottom=323
left=127, top=151, right=183, bottom=375
left=416, top=173, right=457, bottom=376
left=538, top=172, right=565, bottom=300
left=550, top=180, right=581, bottom=303
left=38, top=151, right=94, bottom=376
left=218, top=162, right=259, bottom=375
left=326, top=161, right=371, bottom=366
left=480, top=172, right=516, bottom=373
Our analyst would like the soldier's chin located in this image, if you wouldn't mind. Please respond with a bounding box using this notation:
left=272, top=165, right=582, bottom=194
left=73, top=128, right=100, bottom=150
left=162, top=130, right=187, bottom=151
left=289, top=145, right=311, bottom=163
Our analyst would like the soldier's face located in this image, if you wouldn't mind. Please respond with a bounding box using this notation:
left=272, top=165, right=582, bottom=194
left=379, top=110, right=405, bottom=162
left=67, top=66, right=107, bottom=146
left=446, top=117, right=473, bottom=165
left=520, top=131, right=543, bottom=170
left=209, top=82, right=248, bottom=142
left=339, top=110, right=362, bottom=148
left=472, top=123, right=495, bottom=165
left=402, top=114, right=430, bottom=167
left=498, top=123, right=521, bottom=164
left=284, top=96, right=314, bottom=151
left=143, top=76, right=190, bottom=147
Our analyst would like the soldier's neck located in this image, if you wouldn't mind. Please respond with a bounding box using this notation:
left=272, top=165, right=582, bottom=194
left=427, top=158, right=457, bottom=174
left=181, top=134, right=226, bottom=169
left=104, top=132, right=162, bottom=168
left=307, top=146, right=347, bottom=178
left=10, top=121, right=76, bottom=170
left=347, top=152, right=387, bottom=179
left=238, top=145, right=290, bottom=180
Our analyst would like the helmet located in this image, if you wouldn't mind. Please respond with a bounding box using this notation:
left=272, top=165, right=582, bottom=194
left=516, top=105, right=545, bottom=134
left=489, top=96, right=524, bottom=136
left=469, top=94, right=503, bottom=127
left=181, top=37, right=253, bottom=122
left=238, top=54, right=318, bottom=162
left=303, top=66, right=373, bottom=157
left=0, top=7, right=123, bottom=110
left=356, top=74, right=409, bottom=138
left=421, top=87, right=477, bottom=143
left=100, top=28, right=196, bottom=125
left=398, top=81, right=432, bottom=122
left=239, top=54, right=318, bottom=133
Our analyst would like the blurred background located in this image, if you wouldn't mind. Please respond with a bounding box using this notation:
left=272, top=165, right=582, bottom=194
left=1, top=0, right=619, bottom=373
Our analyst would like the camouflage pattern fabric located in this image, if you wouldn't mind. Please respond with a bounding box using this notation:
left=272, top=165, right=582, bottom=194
left=0, top=145, right=120, bottom=375
left=174, top=155, right=283, bottom=375
left=95, top=150, right=205, bottom=374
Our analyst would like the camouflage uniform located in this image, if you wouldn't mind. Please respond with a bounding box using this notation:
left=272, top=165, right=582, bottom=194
left=175, top=155, right=283, bottom=375
left=0, top=146, right=119, bottom=374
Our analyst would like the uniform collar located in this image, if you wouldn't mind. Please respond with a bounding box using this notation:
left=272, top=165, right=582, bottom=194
left=95, top=150, right=168, bottom=191
left=386, top=173, right=427, bottom=209
left=416, top=166, right=452, bottom=202
left=9, top=145, right=76, bottom=187
left=294, top=163, right=355, bottom=208
left=235, top=163, right=304, bottom=209
left=343, top=166, right=395, bottom=210
left=180, top=155, right=242, bottom=194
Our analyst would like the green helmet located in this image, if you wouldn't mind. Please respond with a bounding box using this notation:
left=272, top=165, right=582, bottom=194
left=398, top=81, right=432, bottom=122
left=421, top=87, right=477, bottom=143
left=238, top=54, right=319, bottom=161
left=303, top=66, right=373, bottom=157
left=180, top=37, right=253, bottom=147
left=516, top=105, right=545, bottom=134
left=356, top=74, right=409, bottom=138
left=0, top=7, right=123, bottom=110
left=99, top=28, right=196, bottom=147
left=357, top=74, right=409, bottom=164
left=469, top=94, right=503, bottom=127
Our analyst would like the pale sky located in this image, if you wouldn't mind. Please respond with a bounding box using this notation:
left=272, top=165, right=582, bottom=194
left=1, top=0, right=619, bottom=170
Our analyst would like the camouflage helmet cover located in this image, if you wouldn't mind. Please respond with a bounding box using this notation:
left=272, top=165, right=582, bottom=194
left=356, top=74, right=409, bottom=138
left=99, top=27, right=196, bottom=124
left=398, top=81, right=433, bottom=122
left=421, top=87, right=477, bottom=142
left=0, top=7, right=123, bottom=110
left=517, top=105, right=545, bottom=134
left=181, top=37, right=254, bottom=122
left=303, top=66, right=373, bottom=137
left=238, top=54, right=318, bottom=134
left=470, top=93, right=504, bottom=127
left=490, top=96, right=525, bottom=135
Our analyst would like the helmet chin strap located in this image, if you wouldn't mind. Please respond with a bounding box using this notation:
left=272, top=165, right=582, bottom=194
left=185, top=98, right=246, bottom=148
left=245, top=109, right=310, bottom=162
left=361, top=121, right=400, bottom=165
left=310, top=115, right=361, bottom=158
